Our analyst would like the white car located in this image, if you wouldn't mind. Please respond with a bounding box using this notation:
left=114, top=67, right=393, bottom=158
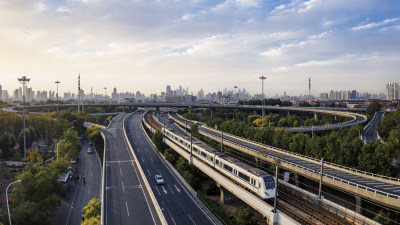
left=87, top=148, right=92, bottom=154
left=155, top=175, right=164, bottom=185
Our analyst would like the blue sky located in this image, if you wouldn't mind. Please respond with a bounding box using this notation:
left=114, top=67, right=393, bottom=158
left=0, top=0, right=399, bottom=97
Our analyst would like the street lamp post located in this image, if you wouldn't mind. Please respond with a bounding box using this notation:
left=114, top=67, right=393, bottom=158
left=259, top=76, right=267, bottom=117
left=56, top=140, right=65, bottom=162
left=18, top=76, right=30, bottom=159
left=55, top=81, right=60, bottom=112
left=6, top=179, right=22, bottom=225
left=104, top=87, right=107, bottom=103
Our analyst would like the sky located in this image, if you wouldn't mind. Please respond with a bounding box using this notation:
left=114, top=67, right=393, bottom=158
left=0, top=0, right=399, bottom=97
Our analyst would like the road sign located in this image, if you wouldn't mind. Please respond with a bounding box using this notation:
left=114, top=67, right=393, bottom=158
left=284, top=172, right=290, bottom=182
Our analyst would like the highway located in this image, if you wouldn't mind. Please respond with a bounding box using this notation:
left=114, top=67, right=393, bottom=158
left=362, top=111, right=384, bottom=142
left=171, top=113, right=400, bottom=209
left=124, top=112, right=216, bottom=225
left=102, top=114, right=161, bottom=225
left=48, top=138, right=101, bottom=225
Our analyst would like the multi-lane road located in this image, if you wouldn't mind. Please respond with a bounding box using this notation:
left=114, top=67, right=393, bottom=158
left=49, top=138, right=102, bottom=225
left=102, top=113, right=160, bottom=225
left=124, top=112, right=216, bottom=225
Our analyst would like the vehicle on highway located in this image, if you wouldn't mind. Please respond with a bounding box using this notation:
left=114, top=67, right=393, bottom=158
left=164, top=127, right=275, bottom=200
left=89, top=142, right=93, bottom=146
left=59, top=171, right=73, bottom=192
left=70, top=158, right=77, bottom=164
left=168, top=118, right=173, bottom=123
left=155, top=175, right=164, bottom=185
left=160, top=112, right=165, bottom=117
left=87, top=148, right=92, bottom=154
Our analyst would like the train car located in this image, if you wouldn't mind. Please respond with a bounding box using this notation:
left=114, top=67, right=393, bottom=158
left=163, top=127, right=275, bottom=200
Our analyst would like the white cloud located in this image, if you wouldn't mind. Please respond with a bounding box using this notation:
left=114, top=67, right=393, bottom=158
left=351, top=18, right=399, bottom=31
left=56, top=7, right=71, bottom=14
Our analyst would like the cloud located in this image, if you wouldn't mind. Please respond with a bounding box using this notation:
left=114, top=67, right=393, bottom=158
left=351, top=18, right=399, bottom=31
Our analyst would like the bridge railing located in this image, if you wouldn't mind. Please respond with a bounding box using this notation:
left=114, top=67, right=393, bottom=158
left=175, top=114, right=400, bottom=185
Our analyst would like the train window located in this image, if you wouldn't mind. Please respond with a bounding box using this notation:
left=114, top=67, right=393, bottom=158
left=201, top=152, right=207, bottom=157
left=216, top=159, right=219, bottom=165
left=223, top=164, right=233, bottom=172
left=238, top=171, right=250, bottom=182
left=193, top=147, right=198, bottom=153
left=263, top=176, right=275, bottom=189
left=210, top=157, right=213, bottom=161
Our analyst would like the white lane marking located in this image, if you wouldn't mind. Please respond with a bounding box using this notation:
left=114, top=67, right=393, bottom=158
left=147, top=169, right=151, bottom=176
left=125, top=202, right=130, bottom=217
left=91, top=172, right=93, bottom=178
left=174, top=185, right=181, bottom=193
left=162, top=186, right=168, bottom=194
left=150, top=157, right=154, bottom=162
left=122, top=181, right=126, bottom=192
left=158, top=169, right=161, bottom=174
left=188, top=215, right=196, bottom=225
left=155, top=186, right=161, bottom=195
left=141, top=157, right=145, bottom=163
left=167, top=209, right=177, bottom=225
left=120, top=168, right=123, bottom=177
left=168, top=185, right=174, bottom=194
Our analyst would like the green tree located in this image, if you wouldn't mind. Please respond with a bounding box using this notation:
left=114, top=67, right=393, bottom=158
left=86, top=125, right=102, bottom=145
left=164, top=148, right=177, bottom=163
left=0, top=132, right=12, bottom=159
left=152, top=130, right=166, bottom=152
left=374, top=210, right=391, bottom=225
left=82, top=198, right=101, bottom=222
left=9, top=163, right=64, bottom=225
left=233, top=207, right=257, bottom=225
left=27, top=147, right=43, bottom=163
left=104, top=116, right=113, bottom=126
left=366, top=101, right=382, bottom=118
left=190, top=123, right=199, bottom=136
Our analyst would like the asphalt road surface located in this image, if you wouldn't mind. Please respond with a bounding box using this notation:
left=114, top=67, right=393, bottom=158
left=103, top=113, right=161, bottom=225
left=363, top=111, right=384, bottom=142
left=125, top=112, right=216, bottom=225
left=48, top=138, right=102, bottom=225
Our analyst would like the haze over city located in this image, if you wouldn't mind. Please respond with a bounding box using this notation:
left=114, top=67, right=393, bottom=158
left=1, top=0, right=399, bottom=96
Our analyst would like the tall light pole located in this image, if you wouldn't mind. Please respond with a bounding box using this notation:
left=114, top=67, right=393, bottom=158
left=307, top=77, right=312, bottom=103
left=104, top=87, right=107, bottom=103
left=18, top=76, right=30, bottom=158
left=259, top=76, right=267, bottom=117
left=78, top=74, right=80, bottom=113
left=6, top=179, right=22, bottom=225
left=55, top=81, right=60, bottom=112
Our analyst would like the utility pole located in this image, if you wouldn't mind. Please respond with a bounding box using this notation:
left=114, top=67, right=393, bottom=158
left=104, top=87, right=107, bottom=102
left=18, top=76, right=30, bottom=158
left=55, top=81, right=60, bottom=112
left=220, top=131, right=224, bottom=153
left=78, top=74, right=80, bottom=112
left=259, top=76, right=267, bottom=117
left=318, top=158, right=324, bottom=200
left=307, top=77, right=312, bottom=103
left=273, top=166, right=279, bottom=213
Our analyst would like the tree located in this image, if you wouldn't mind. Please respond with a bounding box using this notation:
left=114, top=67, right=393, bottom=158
left=366, top=101, right=382, bottom=118
left=233, top=207, right=257, bottom=225
left=86, top=125, right=102, bottom=145
left=9, top=163, right=64, bottom=225
left=164, top=148, right=177, bottom=163
left=151, top=130, right=165, bottom=152
left=190, top=123, right=199, bottom=136
left=27, top=147, right=43, bottom=163
left=82, top=198, right=101, bottom=222
left=0, top=132, right=12, bottom=159
left=82, top=217, right=101, bottom=225
left=104, top=116, right=113, bottom=126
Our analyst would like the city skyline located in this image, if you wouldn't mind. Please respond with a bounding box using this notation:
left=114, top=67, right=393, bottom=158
left=0, top=0, right=399, bottom=96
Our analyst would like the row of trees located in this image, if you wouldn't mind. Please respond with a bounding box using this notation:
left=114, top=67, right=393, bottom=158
left=0, top=110, right=100, bottom=160
left=3, top=128, right=82, bottom=225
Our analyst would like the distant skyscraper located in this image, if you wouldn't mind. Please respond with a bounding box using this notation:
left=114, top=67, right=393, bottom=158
left=386, top=82, right=399, bottom=100
left=166, top=85, right=171, bottom=96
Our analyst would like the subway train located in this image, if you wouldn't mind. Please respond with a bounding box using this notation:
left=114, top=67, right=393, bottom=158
left=162, top=127, right=275, bottom=200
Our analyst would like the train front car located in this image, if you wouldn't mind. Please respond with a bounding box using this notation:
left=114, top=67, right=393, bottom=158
left=259, top=175, right=275, bottom=200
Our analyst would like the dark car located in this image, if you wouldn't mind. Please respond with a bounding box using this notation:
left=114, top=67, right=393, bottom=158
left=89, top=142, right=93, bottom=146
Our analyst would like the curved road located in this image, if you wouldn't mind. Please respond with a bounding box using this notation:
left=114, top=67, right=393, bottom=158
left=362, top=111, right=384, bottom=142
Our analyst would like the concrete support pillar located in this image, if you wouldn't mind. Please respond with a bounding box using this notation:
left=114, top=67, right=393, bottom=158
left=314, top=112, right=318, bottom=121
left=216, top=183, right=232, bottom=204
left=156, top=106, right=160, bottom=112
left=269, top=211, right=279, bottom=225
left=294, top=173, right=299, bottom=187
left=189, top=106, right=192, bottom=113
left=355, top=196, right=363, bottom=214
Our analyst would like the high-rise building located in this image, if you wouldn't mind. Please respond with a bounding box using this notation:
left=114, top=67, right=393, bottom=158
left=320, top=93, right=328, bottom=100
left=386, top=82, right=399, bottom=100
left=166, top=85, right=171, bottom=96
